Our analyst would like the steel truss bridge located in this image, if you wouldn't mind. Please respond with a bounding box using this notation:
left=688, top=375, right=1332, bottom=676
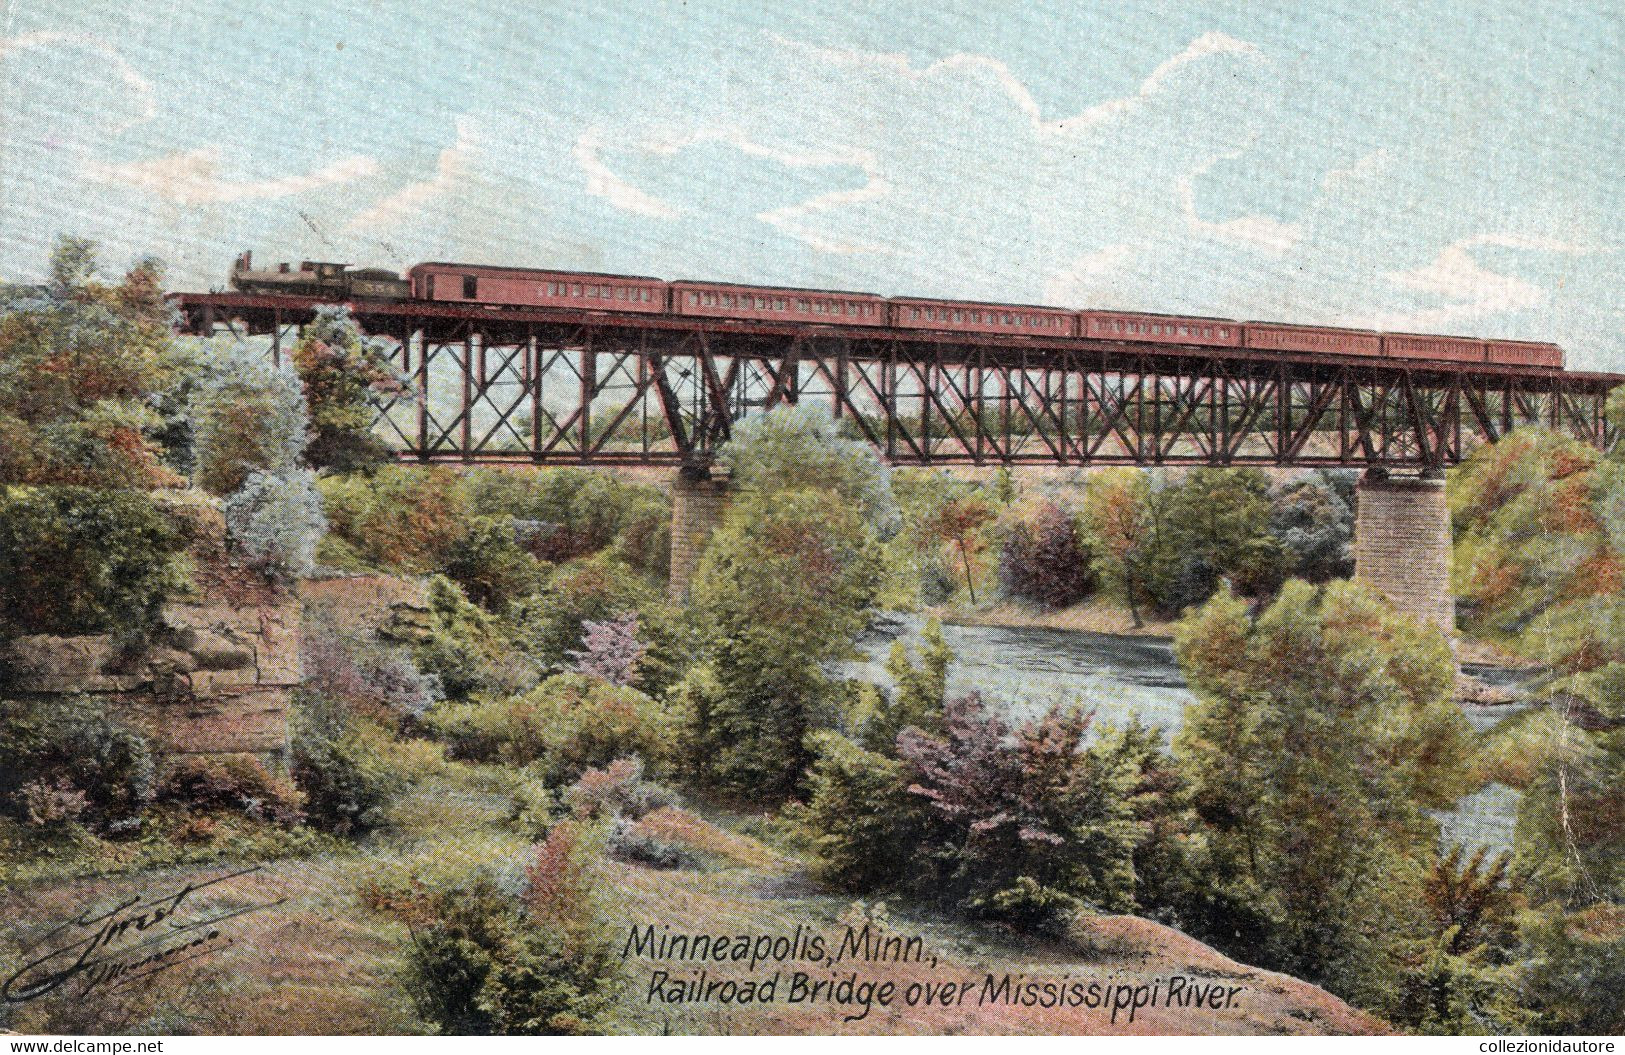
left=173, top=293, right=1622, bottom=470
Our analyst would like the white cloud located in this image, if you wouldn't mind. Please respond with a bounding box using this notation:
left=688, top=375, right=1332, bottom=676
left=346, top=117, right=477, bottom=232
left=572, top=129, right=679, bottom=219
left=767, top=30, right=1261, bottom=139
left=1320, top=148, right=1391, bottom=195
left=84, top=147, right=377, bottom=204
left=1368, top=235, right=1600, bottom=330
left=1043, top=243, right=1139, bottom=302
left=0, top=31, right=155, bottom=131
left=1178, top=152, right=1303, bottom=256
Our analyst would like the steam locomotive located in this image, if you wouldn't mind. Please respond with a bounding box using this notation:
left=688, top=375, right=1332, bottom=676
left=227, top=253, right=1565, bottom=369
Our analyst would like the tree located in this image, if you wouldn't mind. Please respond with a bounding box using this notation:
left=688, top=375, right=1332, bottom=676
left=1080, top=468, right=1154, bottom=625
left=924, top=495, right=995, bottom=604
left=687, top=488, right=883, bottom=796
left=999, top=498, right=1095, bottom=607
left=0, top=237, right=180, bottom=489
left=290, top=305, right=408, bottom=474
left=1144, top=468, right=1282, bottom=614
left=189, top=341, right=309, bottom=496
left=718, top=404, right=899, bottom=537
left=1268, top=471, right=1356, bottom=583
left=1172, top=579, right=1477, bottom=1008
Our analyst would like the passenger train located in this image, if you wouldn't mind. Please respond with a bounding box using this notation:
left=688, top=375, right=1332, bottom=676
left=227, top=252, right=1564, bottom=370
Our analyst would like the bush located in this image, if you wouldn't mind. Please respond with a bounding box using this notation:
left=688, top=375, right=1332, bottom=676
left=998, top=499, right=1094, bottom=607
left=604, top=814, right=697, bottom=870
left=427, top=674, right=681, bottom=783
left=290, top=692, right=405, bottom=836
left=156, top=755, right=304, bottom=825
left=189, top=341, right=308, bottom=496
left=319, top=467, right=472, bottom=573
left=0, top=697, right=156, bottom=832
left=566, top=612, right=645, bottom=687
left=894, top=693, right=1143, bottom=928
left=0, top=485, right=189, bottom=636
left=442, top=515, right=546, bottom=611
left=462, top=467, right=670, bottom=572
left=413, top=575, right=537, bottom=701
left=303, top=620, right=442, bottom=729
left=290, top=304, right=406, bottom=475
left=223, top=469, right=327, bottom=582
left=564, top=757, right=679, bottom=821
left=512, top=556, right=658, bottom=673
left=399, top=870, right=622, bottom=1035
left=795, top=731, right=920, bottom=891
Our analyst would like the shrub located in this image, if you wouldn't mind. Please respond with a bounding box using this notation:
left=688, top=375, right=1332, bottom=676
left=441, top=515, right=546, bottom=611
left=156, top=755, right=304, bottom=825
left=289, top=304, right=407, bottom=475
left=564, top=757, right=679, bottom=821
left=566, top=612, right=645, bottom=687
left=795, top=731, right=921, bottom=891
left=303, top=621, right=442, bottom=729
left=223, top=469, right=327, bottom=582
left=319, top=467, right=472, bottom=573
left=290, top=692, right=405, bottom=836
left=413, top=575, right=537, bottom=701
left=0, top=485, right=189, bottom=636
left=189, top=340, right=308, bottom=496
left=399, top=870, right=622, bottom=1036
left=509, top=773, right=561, bottom=840
left=998, top=499, right=1095, bottom=607
left=463, top=467, right=670, bottom=571
left=604, top=814, right=697, bottom=870
left=0, top=697, right=156, bottom=832
left=513, top=557, right=658, bottom=673
left=895, top=693, right=1143, bottom=928
left=427, top=674, right=681, bottom=783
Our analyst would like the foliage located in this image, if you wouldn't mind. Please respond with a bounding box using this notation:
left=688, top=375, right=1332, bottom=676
left=427, top=673, right=682, bottom=783
left=301, top=620, right=442, bottom=729
left=413, top=575, right=537, bottom=702
left=289, top=305, right=406, bottom=474
left=888, top=469, right=991, bottom=605
left=895, top=693, right=1143, bottom=929
left=718, top=404, right=900, bottom=537
left=564, top=756, right=679, bottom=821
left=566, top=612, right=646, bottom=687
left=0, top=237, right=179, bottom=489
left=0, top=697, right=156, bottom=833
left=0, top=485, right=189, bottom=636
left=1512, top=904, right=1625, bottom=1035
left=1172, top=580, right=1474, bottom=1007
left=794, top=730, right=921, bottom=891
left=1079, top=468, right=1156, bottom=625
left=604, top=814, right=698, bottom=869
left=461, top=467, right=670, bottom=574
left=319, top=467, right=472, bottom=574
left=290, top=691, right=405, bottom=836
left=685, top=487, right=883, bottom=796
left=998, top=498, right=1095, bottom=607
left=156, top=755, right=305, bottom=825
left=859, top=619, right=952, bottom=750
left=1267, top=471, right=1356, bottom=583
left=397, top=865, right=622, bottom=1036
left=513, top=556, right=657, bottom=672
left=189, top=340, right=310, bottom=497
left=223, top=469, right=327, bottom=582
left=441, top=514, right=546, bottom=611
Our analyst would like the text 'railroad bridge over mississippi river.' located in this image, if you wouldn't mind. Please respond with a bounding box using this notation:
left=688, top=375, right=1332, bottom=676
left=171, top=257, right=1624, bottom=629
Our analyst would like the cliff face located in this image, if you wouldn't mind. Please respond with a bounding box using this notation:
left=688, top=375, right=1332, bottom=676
left=0, top=494, right=300, bottom=770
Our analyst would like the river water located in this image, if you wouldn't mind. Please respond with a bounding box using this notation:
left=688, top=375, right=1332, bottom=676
left=844, top=613, right=1532, bottom=853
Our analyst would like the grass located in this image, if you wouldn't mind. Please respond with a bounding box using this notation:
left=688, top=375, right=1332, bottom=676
left=1, top=753, right=1384, bottom=1036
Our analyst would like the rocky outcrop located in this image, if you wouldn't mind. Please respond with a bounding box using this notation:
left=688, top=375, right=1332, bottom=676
left=298, top=573, right=432, bottom=644
left=0, top=595, right=301, bottom=767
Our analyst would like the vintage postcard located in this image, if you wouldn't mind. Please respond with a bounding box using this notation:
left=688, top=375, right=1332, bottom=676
left=0, top=0, right=1621, bottom=1044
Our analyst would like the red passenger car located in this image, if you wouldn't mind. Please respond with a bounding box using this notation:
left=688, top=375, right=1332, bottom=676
left=891, top=297, right=1076, bottom=337
left=670, top=281, right=886, bottom=326
left=408, top=262, right=667, bottom=313
left=1386, top=333, right=1487, bottom=364
left=1243, top=323, right=1383, bottom=358
left=1078, top=311, right=1241, bottom=347
left=1486, top=341, right=1563, bottom=369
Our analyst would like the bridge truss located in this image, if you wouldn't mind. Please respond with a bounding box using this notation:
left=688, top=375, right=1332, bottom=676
left=175, top=294, right=1621, bottom=470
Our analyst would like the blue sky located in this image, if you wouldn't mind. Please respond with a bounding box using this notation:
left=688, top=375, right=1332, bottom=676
left=2, top=0, right=1621, bottom=368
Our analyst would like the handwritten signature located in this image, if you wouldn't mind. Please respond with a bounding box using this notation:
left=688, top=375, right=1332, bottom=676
left=3, top=864, right=285, bottom=1003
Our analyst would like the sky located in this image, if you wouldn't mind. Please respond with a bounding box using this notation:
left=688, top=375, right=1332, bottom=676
left=1, top=0, right=1621, bottom=369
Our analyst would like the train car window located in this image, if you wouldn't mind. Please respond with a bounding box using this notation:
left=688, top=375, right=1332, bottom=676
left=463, top=275, right=477, bottom=299
left=1220, top=328, right=1229, bottom=338
left=952, top=310, right=962, bottom=323
left=797, top=299, right=809, bottom=312
left=586, top=286, right=598, bottom=298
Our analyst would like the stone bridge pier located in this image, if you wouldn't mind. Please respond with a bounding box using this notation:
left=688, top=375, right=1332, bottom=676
left=668, top=466, right=731, bottom=600
left=1352, top=469, right=1455, bottom=634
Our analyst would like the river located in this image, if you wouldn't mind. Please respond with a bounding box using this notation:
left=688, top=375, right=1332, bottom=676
left=845, top=613, right=1533, bottom=853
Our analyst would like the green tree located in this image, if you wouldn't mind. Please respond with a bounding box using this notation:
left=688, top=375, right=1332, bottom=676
left=290, top=305, right=407, bottom=474
left=1172, top=580, right=1476, bottom=1008
left=687, top=487, right=883, bottom=796
left=718, top=404, right=898, bottom=537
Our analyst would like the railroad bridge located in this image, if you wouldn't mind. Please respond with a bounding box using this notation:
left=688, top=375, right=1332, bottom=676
left=172, top=292, right=1624, bottom=629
